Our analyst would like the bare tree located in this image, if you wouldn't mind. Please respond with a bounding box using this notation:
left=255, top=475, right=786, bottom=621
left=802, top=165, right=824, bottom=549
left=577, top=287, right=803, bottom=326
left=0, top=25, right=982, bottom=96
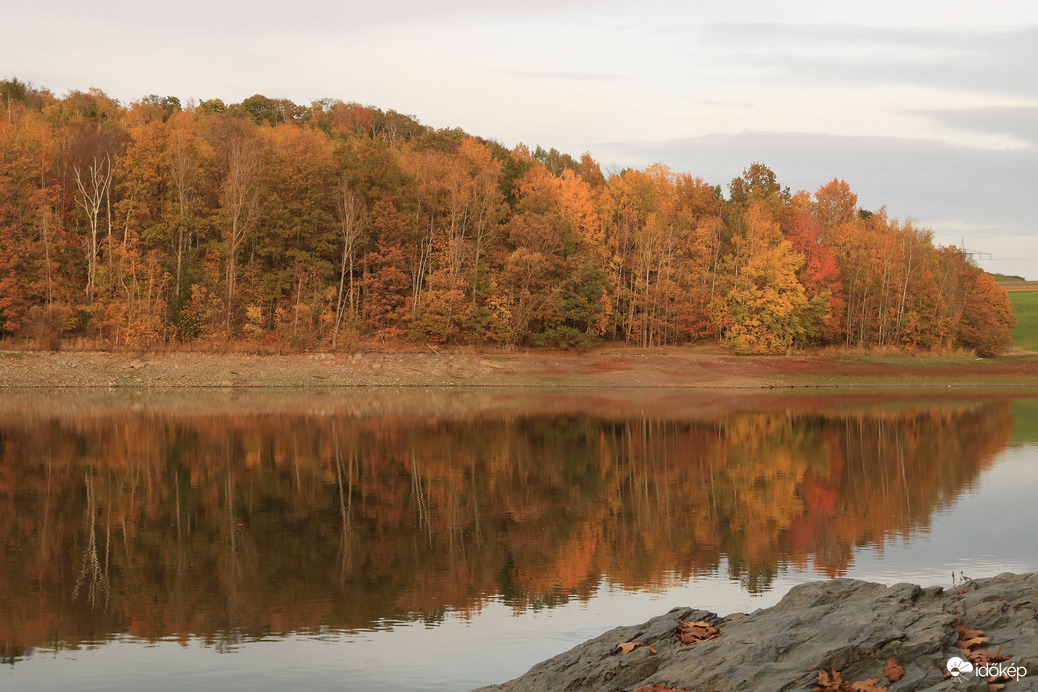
left=333, top=180, right=365, bottom=347
left=74, top=153, right=113, bottom=298
left=220, top=136, right=260, bottom=334
left=169, top=129, right=194, bottom=299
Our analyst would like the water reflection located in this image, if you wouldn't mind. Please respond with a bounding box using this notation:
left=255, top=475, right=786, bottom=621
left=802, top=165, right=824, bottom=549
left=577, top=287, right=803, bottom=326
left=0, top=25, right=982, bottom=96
left=0, top=391, right=1019, bottom=664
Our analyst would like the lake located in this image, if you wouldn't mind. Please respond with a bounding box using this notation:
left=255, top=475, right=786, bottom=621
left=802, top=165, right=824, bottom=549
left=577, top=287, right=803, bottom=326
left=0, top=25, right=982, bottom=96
left=2, top=388, right=1037, bottom=691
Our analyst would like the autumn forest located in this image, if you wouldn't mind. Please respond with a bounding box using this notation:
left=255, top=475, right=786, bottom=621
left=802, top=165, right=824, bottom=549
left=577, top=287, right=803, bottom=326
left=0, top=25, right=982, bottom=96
left=0, top=79, right=1017, bottom=354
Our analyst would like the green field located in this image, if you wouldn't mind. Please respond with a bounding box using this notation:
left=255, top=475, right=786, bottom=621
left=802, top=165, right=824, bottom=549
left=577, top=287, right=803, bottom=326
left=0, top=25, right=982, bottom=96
left=1011, top=397, right=1038, bottom=445
left=1010, top=291, right=1038, bottom=352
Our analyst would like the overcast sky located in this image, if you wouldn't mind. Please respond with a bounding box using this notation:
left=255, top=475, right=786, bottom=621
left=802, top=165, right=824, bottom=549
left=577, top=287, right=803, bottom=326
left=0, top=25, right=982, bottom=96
left=5, top=0, right=1037, bottom=276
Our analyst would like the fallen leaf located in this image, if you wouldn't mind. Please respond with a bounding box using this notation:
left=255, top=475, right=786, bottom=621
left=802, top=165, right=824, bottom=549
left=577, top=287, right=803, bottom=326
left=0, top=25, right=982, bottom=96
left=815, top=669, right=850, bottom=691
left=613, top=641, right=657, bottom=656
left=958, top=636, right=991, bottom=649
left=954, top=621, right=1015, bottom=671
left=883, top=657, right=905, bottom=683
left=724, top=613, right=747, bottom=621
left=958, top=624, right=985, bottom=640
left=814, top=669, right=888, bottom=692
left=966, top=646, right=1012, bottom=666
left=677, top=620, right=722, bottom=645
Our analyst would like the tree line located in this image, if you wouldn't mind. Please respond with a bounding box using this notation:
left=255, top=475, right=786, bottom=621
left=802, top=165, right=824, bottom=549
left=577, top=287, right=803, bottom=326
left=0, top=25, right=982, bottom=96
left=0, top=78, right=1016, bottom=354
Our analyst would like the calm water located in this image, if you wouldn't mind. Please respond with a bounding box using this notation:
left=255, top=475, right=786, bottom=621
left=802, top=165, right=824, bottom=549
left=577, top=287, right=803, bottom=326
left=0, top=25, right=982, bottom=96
left=2, top=389, right=1038, bottom=691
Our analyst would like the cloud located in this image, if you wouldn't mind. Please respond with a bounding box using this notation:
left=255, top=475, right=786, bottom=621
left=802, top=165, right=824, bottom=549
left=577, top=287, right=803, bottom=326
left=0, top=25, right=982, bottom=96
left=513, top=72, right=631, bottom=82
left=598, top=129, right=1038, bottom=276
left=916, top=106, right=1038, bottom=148
left=692, top=23, right=1038, bottom=99
left=601, top=130, right=1037, bottom=227
left=17, top=0, right=598, bottom=34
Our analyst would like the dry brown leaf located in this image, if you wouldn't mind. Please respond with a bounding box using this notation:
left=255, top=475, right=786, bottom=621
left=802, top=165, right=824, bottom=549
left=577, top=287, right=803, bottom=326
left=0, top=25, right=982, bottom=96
left=954, top=620, right=1015, bottom=671
left=814, top=669, right=888, bottom=692
left=966, top=646, right=1013, bottom=666
left=677, top=620, right=721, bottom=645
left=958, top=624, right=985, bottom=640
left=958, top=636, right=991, bottom=649
left=815, top=669, right=851, bottom=691
left=883, top=656, right=905, bottom=683
left=613, top=641, right=657, bottom=656
left=817, top=670, right=834, bottom=685
left=614, top=642, right=639, bottom=655
left=724, top=613, right=747, bottom=621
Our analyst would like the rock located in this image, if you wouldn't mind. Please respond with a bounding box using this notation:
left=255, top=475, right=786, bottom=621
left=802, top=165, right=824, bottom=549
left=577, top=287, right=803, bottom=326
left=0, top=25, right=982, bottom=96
left=473, top=573, right=1038, bottom=692
left=128, top=360, right=146, bottom=370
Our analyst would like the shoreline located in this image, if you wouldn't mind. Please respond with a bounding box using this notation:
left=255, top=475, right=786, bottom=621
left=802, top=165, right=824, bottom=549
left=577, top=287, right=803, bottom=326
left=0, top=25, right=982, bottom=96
left=1, top=386, right=1033, bottom=424
left=4, top=346, right=1038, bottom=390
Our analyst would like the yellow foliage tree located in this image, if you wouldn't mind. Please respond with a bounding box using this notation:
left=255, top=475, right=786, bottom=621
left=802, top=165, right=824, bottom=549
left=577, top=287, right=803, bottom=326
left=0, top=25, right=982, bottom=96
left=726, top=202, right=810, bottom=354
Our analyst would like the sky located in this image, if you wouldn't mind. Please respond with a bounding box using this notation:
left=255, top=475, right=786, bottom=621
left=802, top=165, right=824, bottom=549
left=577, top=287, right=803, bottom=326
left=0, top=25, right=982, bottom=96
left=4, top=0, right=1037, bottom=276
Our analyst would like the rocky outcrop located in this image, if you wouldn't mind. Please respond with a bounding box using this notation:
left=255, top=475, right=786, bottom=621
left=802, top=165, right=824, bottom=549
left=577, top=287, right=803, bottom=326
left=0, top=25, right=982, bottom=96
left=474, top=573, right=1037, bottom=691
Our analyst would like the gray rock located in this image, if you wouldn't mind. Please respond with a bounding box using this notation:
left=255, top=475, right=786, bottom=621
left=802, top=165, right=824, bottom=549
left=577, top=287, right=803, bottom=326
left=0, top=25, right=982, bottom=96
left=474, top=573, right=1038, bottom=691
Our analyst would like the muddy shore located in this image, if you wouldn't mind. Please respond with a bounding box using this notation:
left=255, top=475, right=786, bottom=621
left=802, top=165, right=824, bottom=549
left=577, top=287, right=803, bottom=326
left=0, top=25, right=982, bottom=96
left=3, top=346, right=1038, bottom=389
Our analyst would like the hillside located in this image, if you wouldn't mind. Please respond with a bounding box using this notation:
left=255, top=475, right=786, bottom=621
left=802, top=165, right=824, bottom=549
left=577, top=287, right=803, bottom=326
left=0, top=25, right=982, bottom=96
left=0, top=78, right=1016, bottom=356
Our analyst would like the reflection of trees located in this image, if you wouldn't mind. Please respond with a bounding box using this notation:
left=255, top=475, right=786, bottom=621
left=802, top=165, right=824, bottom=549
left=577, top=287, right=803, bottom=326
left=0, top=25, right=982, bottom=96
left=72, top=474, right=111, bottom=610
left=333, top=427, right=357, bottom=580
left=220, top=438, right=245, bottom=631
left=0, top=398, right=1015, bottom=658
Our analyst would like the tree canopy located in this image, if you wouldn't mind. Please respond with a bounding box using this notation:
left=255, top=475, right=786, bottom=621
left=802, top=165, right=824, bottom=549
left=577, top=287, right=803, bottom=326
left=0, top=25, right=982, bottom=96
left=0, top=81, right=1015, bottom=355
